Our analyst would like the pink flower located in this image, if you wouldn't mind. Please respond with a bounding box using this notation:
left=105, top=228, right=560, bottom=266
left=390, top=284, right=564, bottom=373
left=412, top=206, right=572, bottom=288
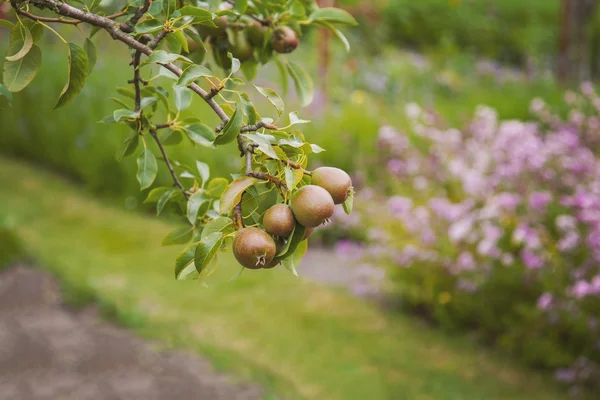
left=537, top=293, right=553, bottom=310
left=529, top=191, right=552, bottom=211
left=386, top=158, right=404, bottom=175
left=456, top=251, right=475, bottom=271
left=388, top=196, right=413, bottom=216
left=571, top=280, right=591, bottom=299
left=521, top=249, right=544, bottom=269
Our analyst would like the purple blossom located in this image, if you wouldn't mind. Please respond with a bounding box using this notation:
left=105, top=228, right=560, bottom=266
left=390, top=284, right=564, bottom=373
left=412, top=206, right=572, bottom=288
left=521, top=249, right=544, bottom=269
left=537, top=293, right=553, bottom=310
left=571, top=280, right=591, bottom=299
left=335, top=240, right=364, bottom=259
left=456, top=251, right=475, bottom=271
left=388, top=196, right=413, bottom=216
left=529, top=191, right=552, bottom=211
left=386, top=158, right=405, bottom=175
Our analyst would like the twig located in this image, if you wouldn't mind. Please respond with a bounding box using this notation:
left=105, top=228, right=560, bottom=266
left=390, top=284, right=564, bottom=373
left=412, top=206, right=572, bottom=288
left=149, top=29, right=169, bottom=49
left=154, top=123, right=173, bottom=129
left=240, top=121, right=278, bottom=133
left=246, top=171, right=287, bottom=191
left=284, top=160, right=311, bottom=175
left=149, top=129, right=188, bottom=197
left=16, top=0, right=230, bottom=123
left=120, top=0, right=151, bottom=33
left=12, top=7, right=127, bottom=25
left=233, top=202, right=244, bottom=229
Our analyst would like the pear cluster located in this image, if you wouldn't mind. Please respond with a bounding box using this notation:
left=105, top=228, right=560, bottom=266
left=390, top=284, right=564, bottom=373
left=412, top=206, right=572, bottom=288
left=193, top=3, right=300, bottom=70
left=232, top=167, right=352, bottom=269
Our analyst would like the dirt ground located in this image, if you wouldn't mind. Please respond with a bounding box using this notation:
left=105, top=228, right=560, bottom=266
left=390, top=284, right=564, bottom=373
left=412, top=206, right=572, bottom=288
left=0, top=265, right=263, bottom=400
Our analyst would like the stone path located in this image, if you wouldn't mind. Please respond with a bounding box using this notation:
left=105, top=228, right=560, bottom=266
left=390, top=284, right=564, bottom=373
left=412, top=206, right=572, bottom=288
left=0, top=265, right=263, bottom=400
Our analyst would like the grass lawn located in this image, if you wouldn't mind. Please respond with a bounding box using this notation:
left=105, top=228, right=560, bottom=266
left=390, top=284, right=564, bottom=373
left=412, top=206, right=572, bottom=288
left=0, top=157, right=573, bottom=400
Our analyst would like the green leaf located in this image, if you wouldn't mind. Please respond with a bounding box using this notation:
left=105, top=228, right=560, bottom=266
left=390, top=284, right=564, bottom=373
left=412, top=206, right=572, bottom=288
left=287, top=61, right=313, bottom=107
left=274, top=58, right=289, bottom=96
left=241, top=59, right=258, bottom=81
left=284, top=167, right=302, bottom=192
left=239, top=92, right=258, bottom=125
left=281, top=239, right=308, bottom=276
left=288, top=111, right=310, bottom=126
left=15, top=20, right=43, bottom=43
left=177, top=64, right=213, bottom=86
left=183, top=27, right=207, bottom=51
left=55, top=43, right=89, bottom=109
left=187, top=191, right=209, bottom=224
left=0, top=20, right=15, bottom=30
left=214, top=107, right=243, bottom=145
left=194, top=232, right=224, bottom=274
left=0, top=84, right=12, bottom=109
left=309, top=7, right=358, bottom=26
left=254, top=85, right=284, bottom=117
left=116, top=86, right=135, bottom=99
left=99, top=114, right=117, bottom=124
left=316, top=20, right=350, bottom=52
left=116, top=133, right=139, bottom=161
left=219, top=176, right=257, bottom=214
left=136, top=148, right=158, bottom=190
left=310, top=144, right=325, bottom=153
left=183, top=123, right=215, bottom=147
left=342, top=187, right=354, bottom=215
left=90, top=0, right=103, bottom=10
left=142, top=50, right=192, bottom=66
left=163, top=0, right=176, bottom=18
left=84, top=38, right=97, bottom=74
left=196, top=161, right=210, bottom=183
left=206, top=177, right=229, bottom=198
left=170, top=29, right=190, bottom=53
left=140, top=96, right=158, bottom=110
left=113, top=109, right=140, bottom=122
left=162, top=226, right=193, bottom=246
left=201, top=217, right=234, bottom=238
left=242, top=133, right=279, bottom=159
left=173, top=85, right=192, bottom=111
left=157, top=188, right=180, bottom=215
left=3, top=43, right=41, bottom=92
left=274, top=223, right=306, bottom=262
left=163, top=130, right=183, bottom=145
left=5, top=26, right=33, bottom=62
left=233, top=0, right=248, bottom=13
left=135, top=19, right=164, bottom=34
left=178, top=6, right=215, bottom=21
left=148, top=0, right=164, bottom=16
left=144, top=186, right=170, bottom=203
left=175, top=242, right=199, bottom=279
left=230, top=55, right=241, bottom=74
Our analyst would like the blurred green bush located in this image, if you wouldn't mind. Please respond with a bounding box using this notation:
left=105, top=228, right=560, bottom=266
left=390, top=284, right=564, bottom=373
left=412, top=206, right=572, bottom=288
left=383, top=0, right=559, bottom=65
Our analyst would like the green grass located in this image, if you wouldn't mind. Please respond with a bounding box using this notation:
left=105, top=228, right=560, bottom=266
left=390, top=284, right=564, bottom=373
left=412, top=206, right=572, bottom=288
left=0, top=157, right=576, bottom=400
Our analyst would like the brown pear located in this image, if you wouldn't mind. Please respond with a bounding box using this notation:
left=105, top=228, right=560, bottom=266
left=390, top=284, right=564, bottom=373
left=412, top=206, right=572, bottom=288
left=290, top=185, right=334, bottom=228
left=233, top=227, right=276, bottom=269
left=263, top=204, right=295, bottom=237
left=311, top=167, right=352, bottom=204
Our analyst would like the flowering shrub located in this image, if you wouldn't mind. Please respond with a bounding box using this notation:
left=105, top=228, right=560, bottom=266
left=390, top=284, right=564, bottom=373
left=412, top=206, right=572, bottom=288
left=348, top=85, right=600, bottom=391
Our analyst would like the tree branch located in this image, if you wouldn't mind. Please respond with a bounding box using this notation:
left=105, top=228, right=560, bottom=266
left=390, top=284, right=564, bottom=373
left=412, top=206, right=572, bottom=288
left=17, top=0, right=230, bottom=123
left=12, top=7, right=128, bottom=25
left=121, top=0, right=152, bottom=33
left=149, top=29, right=169, bottom=49
left=149, top=129, right=188, bottom=197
